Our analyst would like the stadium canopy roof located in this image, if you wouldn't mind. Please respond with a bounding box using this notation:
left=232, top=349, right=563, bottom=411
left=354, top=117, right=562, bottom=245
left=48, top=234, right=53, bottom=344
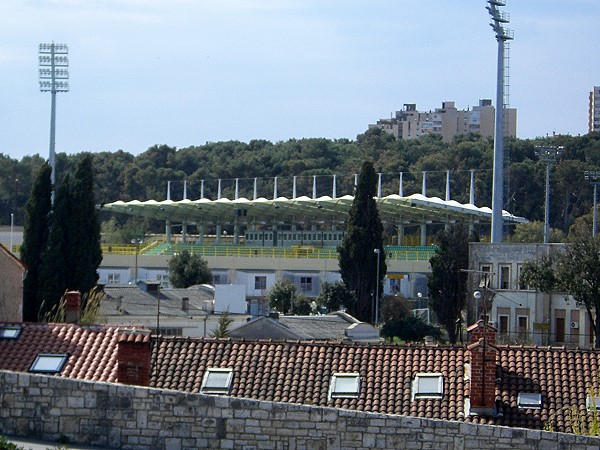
left=103, top=193, right=527, bottom=227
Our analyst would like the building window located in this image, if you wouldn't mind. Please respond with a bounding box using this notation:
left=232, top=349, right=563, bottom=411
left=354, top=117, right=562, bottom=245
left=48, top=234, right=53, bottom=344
left=499, top=265, right=511, bottom=290
left=30, top=354, right=69, bottom=374
left=498, top=315, right=509, bottom=335
left=412, top=373, right=444, bottom=400
left=517, top=316, right=528, bottom=339
left=517, top=264, right=528, bottom=290
left=517, top=392, right=542, bottom=409
left=479, top=265, right=491, bottom=288
left=0, top=326, right=21, bottom=339
left=329, top=373, right=360, bottom=399
left=213, top=274, right=228, bottom=285
left=300, top=276, right=313, bottom=292
left=107, top=273, right=121, bottom=285
left=254, top=276, right=267, bottom=291
left=200, top=368, right=234, bottom=394
left=156, top=274, right=170, bottom=288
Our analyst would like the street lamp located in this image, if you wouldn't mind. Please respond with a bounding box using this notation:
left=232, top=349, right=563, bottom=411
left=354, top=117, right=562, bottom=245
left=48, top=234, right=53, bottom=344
left=39, top=43, right=69, bottom=202
left=535, top=146, right=562, bottom=243
left=131, top=238, right=143, bottom=284
left=374, top=248, right=381, bottom=325
left=585, top=170, right=600, bottom=237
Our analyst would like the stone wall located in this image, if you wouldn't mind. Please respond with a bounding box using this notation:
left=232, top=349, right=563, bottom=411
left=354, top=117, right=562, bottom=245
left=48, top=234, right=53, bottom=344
left=1, top=370, right=599, bottom=450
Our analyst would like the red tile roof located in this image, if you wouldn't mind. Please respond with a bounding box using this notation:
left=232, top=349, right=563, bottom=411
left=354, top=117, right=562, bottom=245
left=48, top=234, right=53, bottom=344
left=150, top=336, right=600, bottom=433
left=0, top=322, right=136, bottom=383
left=4, top=321, right=600, bottom=434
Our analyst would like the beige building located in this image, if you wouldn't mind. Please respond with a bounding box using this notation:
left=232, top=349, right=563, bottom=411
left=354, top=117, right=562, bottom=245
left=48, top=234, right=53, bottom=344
left=370, top=99, right=517, bottom=142
left=589, top=86, right=600, bottom=133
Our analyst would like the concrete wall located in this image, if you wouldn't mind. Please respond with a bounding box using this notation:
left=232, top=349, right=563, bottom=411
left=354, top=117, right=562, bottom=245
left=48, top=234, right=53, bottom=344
left=1, top=370, right=599, bottom=450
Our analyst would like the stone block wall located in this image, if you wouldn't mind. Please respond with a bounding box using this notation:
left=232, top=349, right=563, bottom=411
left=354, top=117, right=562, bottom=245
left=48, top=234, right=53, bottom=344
left=1, top=370, right=599, bottom=450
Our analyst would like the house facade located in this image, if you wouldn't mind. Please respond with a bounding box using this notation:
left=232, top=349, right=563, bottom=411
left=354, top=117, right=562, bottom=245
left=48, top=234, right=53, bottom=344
left=0, top=242, right=24, bottom=322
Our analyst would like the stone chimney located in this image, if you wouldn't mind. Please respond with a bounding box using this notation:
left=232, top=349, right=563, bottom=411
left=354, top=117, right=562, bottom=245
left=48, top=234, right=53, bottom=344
left=65, top=291, right=81, bottom=323
left=117, top=330, right=152, bottom=386
left=467, top=320, right=497, bottom=415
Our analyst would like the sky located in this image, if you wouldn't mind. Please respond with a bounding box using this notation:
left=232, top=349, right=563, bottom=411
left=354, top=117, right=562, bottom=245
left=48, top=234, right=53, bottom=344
left=1, top=0, right=599, bottom=161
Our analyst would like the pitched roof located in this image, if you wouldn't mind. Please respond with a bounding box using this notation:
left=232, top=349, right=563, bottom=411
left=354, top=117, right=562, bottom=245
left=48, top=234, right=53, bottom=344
left=100, top=285, right=213, bottom=318
left=150, top=336, right=600, bottom=433
left=228, top=312, right=380, bottom=342
left=0, top=322, right=126, bottom=383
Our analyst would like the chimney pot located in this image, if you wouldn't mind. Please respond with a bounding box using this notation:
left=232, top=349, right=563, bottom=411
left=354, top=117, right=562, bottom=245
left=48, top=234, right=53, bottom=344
left=65, top=291, right=81, bottom=323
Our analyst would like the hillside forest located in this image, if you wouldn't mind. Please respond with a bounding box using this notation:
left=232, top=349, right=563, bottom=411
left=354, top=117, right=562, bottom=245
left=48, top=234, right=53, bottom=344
left=3, top=129, right=600, bottom=241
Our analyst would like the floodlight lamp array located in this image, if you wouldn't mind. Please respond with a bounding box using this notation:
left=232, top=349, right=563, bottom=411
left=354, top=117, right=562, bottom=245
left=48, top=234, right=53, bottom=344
left=534, top=146, right=563, bottom=162
left=38, top=43, right=68, bottom=53
left=585, top=171, right=600, bottom=183
left=39, top=80, right=69, bottom=92
left=487, top=0, right=513, bottom=41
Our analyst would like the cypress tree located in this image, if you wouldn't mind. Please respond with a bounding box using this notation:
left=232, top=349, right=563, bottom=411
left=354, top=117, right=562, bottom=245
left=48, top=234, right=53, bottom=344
left=38, top=176, right=71, bottom=317
left=69, top=156, right=102, bottom=293
left=20, top=164, right=52, bottom=322
left=338, top=160, right=387, bottom=323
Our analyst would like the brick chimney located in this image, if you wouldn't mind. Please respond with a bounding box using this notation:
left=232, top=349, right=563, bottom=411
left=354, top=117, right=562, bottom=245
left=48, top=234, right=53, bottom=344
left=117, top=330, right=152, bottom=386
left=467, top=320, right=497, bottom=415
left=65, top=291, right=81, bottom=323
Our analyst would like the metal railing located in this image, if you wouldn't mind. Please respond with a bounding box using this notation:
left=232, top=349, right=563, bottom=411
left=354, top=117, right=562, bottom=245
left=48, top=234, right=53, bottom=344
left=102, top=241, right=438, bottom=261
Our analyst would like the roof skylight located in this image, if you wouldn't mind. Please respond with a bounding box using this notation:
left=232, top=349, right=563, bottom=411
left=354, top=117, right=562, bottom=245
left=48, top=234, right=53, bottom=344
left=200, top=368, right=233, bottom=394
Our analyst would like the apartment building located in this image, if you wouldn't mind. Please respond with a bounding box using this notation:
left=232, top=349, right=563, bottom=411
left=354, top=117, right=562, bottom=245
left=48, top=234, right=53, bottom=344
left=370, top=99, right=517, bottom=142
left=589, top=86, right=600, bottom=133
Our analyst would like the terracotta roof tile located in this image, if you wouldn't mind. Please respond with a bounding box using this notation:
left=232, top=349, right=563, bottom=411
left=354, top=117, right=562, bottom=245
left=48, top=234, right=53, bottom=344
left=0, top=322, right=137, bottom=383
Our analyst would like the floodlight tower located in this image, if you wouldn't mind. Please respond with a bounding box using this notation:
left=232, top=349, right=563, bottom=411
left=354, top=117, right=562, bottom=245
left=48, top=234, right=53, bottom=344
left=39, top=43, right=69, bottom=200
left=487, top=1, right=513, bottom=243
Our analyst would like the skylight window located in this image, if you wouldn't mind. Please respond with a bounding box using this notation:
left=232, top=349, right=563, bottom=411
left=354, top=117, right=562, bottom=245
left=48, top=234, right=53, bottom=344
left=517, top=392, right=542, bottom=409
left=200, top=368, right=233, bottom=394
left=29, top=354, right=69, bottom=374
left=0, top=326, right=21, bottom=339
left=412, top=373, right=444, bottom=400
left=329, top=373, right=360, bottom=399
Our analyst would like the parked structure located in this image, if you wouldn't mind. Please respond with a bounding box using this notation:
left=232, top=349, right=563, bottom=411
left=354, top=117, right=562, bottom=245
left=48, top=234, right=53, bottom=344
left=369, top=100, right=517, bottom=142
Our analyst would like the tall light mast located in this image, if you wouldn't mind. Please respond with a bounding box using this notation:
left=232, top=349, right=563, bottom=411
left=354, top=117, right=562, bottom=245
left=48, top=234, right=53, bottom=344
left=487, top=1, right=513, bottom=243
left=39, top=43, right=69, bottom=201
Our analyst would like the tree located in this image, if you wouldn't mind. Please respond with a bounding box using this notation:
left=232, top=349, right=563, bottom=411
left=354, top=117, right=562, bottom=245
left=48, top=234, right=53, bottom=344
left=211, top=311, right=233, bottom=338
left=427, top=224, right=471, bottom=344
left=37, top=157, right=103, bottom=318
left=338, top=161, right=387, bottom=323
left=380, top=316, right=443, bottom=343
left=20, top=164, right=52, bottom=322
left=168, top=250, right=212, bottom=288
left=267, top=280, right=308, bottom=315
left=380, top=294, right=411, bottom=324
left=519, top=237, right=600, bottom=348
left=316, top=281, right=356, bottom=313
left=509, top=221, right=565, bottom=243
left=558, top=237, right=600, bottom=348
